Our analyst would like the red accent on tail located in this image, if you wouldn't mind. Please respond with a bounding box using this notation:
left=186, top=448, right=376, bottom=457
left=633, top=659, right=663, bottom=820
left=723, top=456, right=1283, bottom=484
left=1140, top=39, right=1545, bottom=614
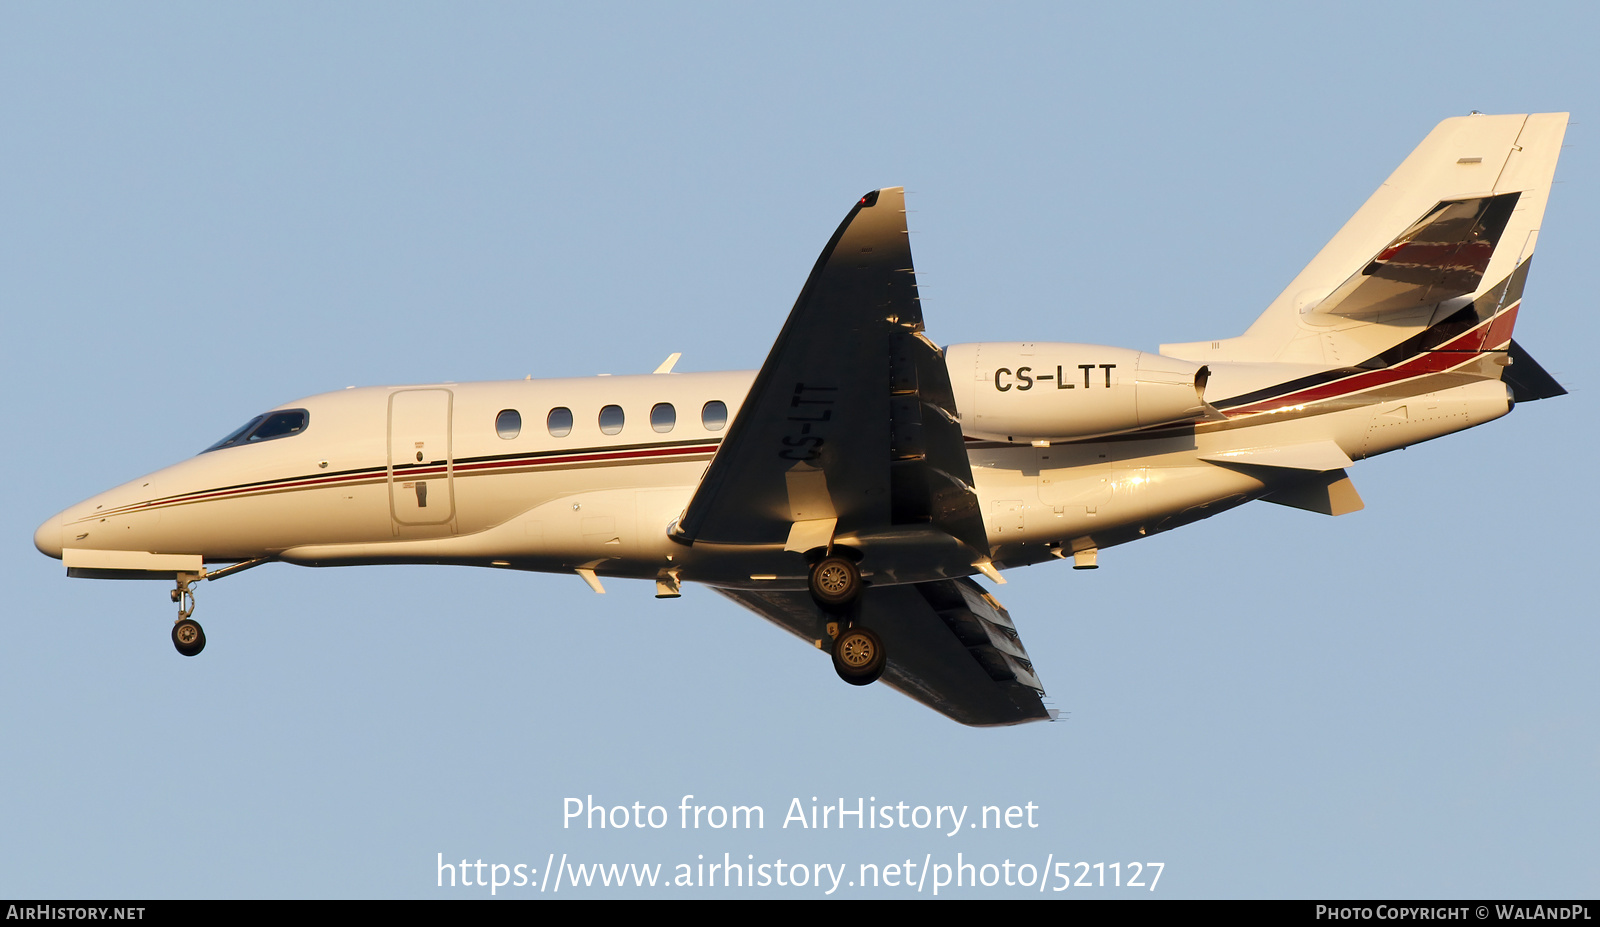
left=1481, top=303, right=1520, bottom=350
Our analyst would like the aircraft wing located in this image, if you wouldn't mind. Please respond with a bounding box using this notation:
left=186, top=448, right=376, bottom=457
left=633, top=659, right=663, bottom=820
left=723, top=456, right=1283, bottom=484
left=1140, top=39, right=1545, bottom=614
left=719, top=577, right=1055, bottom=727
left=671, top=187, right=986, bottom=556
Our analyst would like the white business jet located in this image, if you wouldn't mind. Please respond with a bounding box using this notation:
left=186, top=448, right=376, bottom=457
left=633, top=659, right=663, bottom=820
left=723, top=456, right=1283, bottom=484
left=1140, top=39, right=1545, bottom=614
left=35, top=113, right=1569, bottom=726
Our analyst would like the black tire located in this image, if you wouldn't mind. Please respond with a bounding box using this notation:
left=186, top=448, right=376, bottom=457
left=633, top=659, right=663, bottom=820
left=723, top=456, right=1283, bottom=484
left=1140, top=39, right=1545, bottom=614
left=172, top=619, right=206, bottom=657
left=809, top=555, right=861, bottom=609
left=831, top=626, right=885, bottom=686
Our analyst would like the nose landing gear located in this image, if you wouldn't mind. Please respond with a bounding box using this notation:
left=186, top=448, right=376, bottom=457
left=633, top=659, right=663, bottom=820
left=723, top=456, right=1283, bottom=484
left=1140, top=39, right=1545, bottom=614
left=156, top=558, right=267, bottom=658
left=170, top=573, right=205, bottom=657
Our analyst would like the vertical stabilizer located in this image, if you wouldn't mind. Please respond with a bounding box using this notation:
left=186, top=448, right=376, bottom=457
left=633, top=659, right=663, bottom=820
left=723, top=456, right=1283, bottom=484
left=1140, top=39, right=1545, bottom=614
left=1163, top=113, right=1568, bottom=368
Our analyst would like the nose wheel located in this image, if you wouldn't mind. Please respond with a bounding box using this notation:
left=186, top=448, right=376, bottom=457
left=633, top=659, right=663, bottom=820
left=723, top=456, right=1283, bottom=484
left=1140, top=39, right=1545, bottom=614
left=172, top=618, right=206, bottom=657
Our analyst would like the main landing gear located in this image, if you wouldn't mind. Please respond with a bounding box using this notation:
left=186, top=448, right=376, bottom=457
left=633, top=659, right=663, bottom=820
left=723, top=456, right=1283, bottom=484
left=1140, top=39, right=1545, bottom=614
left=808, top=555, right=862, bottom=608
left=808, top=554, right=885, bottom=686
left=170, top=574, right=205, bottom=657
left=830, top=625, right=885, bottom=686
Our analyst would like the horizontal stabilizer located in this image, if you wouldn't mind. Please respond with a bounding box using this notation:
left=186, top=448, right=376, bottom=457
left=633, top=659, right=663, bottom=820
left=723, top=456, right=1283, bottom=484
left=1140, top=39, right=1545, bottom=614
left=1504, top=340, right=1567, bottom=402
left=1261, top=469, right=1365, bottom=516
left=1200, top=440, right=1354, bottom=472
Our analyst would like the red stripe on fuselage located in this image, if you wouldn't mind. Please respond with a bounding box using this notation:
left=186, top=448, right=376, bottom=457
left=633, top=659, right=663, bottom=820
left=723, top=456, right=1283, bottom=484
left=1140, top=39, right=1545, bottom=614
left=1222, top=303, right=1518, bottom=418
left=82, top=441, right=721, bottom=519
left=451, top=442, right=718, bottom=474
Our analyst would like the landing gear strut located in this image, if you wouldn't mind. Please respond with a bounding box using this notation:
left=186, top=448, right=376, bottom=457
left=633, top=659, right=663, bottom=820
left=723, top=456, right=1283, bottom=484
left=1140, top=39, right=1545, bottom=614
left=170, top=573, right=205, bottom=657
left=155, top=559, right=267, bottom=657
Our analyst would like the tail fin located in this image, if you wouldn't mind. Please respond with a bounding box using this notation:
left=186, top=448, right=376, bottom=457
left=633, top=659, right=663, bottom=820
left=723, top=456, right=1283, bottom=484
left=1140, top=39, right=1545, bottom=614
left=1164, top=113, right=1568, bottom=370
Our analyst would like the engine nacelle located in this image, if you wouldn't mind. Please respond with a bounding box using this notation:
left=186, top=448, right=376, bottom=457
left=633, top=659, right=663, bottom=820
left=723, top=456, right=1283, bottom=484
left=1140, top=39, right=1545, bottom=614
left=945, top=343, right=1215, bottom=442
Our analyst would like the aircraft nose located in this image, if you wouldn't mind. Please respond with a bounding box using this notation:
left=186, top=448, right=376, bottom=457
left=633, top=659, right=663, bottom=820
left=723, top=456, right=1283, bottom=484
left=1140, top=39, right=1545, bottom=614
left=34, top=513, right=63, bottom=560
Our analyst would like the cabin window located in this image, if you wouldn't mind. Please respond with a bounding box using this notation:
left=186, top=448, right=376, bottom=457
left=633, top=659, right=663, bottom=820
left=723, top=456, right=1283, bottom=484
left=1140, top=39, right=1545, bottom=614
left=548, top=407, right=573, bottom=437
left=702, top=400, right=728, bottom=431
left=599, top=404, right=625, bottom=435
left=650, top=402, right=675, bottom=433
left=495, top=409, right=521, bottom=440
left=201, top=409, right=310, bottom=453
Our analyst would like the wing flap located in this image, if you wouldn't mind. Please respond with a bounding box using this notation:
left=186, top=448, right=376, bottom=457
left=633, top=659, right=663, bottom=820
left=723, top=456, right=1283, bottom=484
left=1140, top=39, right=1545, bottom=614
left=719, top=577, right=1054, bottom=727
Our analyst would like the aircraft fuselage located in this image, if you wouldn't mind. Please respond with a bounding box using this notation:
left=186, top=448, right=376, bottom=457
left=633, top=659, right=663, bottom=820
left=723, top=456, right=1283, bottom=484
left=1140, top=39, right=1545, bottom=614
left=34, top=358, right=1512, bottom=590
left=32, top=113, right=1566, bottom=723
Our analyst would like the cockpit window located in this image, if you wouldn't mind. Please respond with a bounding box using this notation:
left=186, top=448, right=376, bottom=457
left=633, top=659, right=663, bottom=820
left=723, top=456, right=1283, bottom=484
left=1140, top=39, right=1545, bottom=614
left=202, top=416, right=264, bottom=453
left=249, top=411, right=309, bottom=442
left=201, top=409, right=310, bottom=453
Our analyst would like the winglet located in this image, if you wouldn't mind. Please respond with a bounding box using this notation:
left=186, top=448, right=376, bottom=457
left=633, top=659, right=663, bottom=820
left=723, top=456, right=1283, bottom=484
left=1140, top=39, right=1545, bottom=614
left=652, top=353, right=682, bottom=374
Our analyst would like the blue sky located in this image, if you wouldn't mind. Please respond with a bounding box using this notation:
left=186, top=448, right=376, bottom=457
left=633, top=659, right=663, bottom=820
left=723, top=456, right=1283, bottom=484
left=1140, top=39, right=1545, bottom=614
left=3, top=3, right=1595, bottom=898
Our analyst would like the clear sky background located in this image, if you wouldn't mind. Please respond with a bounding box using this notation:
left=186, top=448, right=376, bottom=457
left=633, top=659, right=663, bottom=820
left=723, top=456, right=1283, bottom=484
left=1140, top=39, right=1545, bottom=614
left=3, top=3, right=1595, bottom=899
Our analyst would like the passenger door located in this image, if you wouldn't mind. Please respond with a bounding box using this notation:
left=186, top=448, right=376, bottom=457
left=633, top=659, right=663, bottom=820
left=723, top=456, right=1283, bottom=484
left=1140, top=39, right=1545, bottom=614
left=388, top=388, right=456, bottom=533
